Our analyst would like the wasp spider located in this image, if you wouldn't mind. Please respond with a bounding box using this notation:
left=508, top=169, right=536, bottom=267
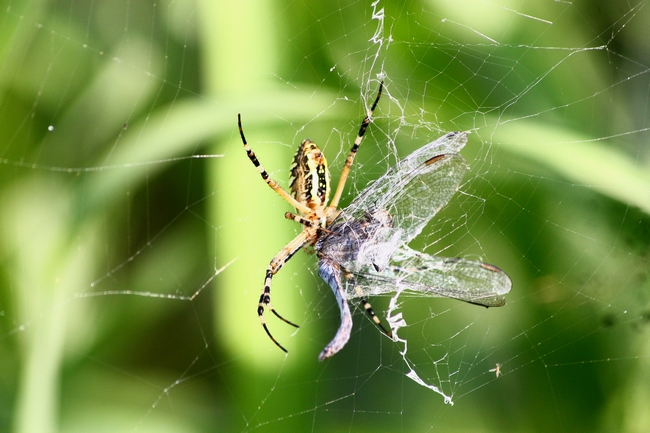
left=238, top=82, right=385, bottom=357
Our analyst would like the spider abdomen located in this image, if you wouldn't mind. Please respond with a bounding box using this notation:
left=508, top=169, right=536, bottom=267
left=289, top=139, right=331, bottom=213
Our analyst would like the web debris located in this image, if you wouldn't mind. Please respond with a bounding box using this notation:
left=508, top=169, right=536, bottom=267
left=387, top=289, right=454, bottom=405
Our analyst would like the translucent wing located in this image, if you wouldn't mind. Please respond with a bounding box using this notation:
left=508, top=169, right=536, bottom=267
left=350, top=245, right=512, bottom=307
left=315, top=131, right=511, bottom=360
left=337, top=132, right=469, bottom=246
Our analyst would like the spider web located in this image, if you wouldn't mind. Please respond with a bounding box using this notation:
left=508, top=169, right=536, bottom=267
left=1, top=0, right=650, bottom=432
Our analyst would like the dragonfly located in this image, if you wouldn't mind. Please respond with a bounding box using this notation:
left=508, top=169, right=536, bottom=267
left=315, top=131, right=512, bottom=361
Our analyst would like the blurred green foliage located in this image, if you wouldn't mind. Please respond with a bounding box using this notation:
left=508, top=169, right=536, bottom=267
left=0, top=0, right=649, bottom=432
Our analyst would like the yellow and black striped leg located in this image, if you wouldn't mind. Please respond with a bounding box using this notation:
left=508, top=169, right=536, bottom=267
left=330, top=81, right=384, bottom=208
left=284, top=212, right=332, bottom=236
left=284, top=212, right=314, bottom=227
left=349, top=275, right=392, bottom=339
left=258, top=273, right=299, bottom=354
left=258, top=230, right=312, bottom=353
left=238, top=114, right=311, bottom=215
left=359, top=296, right=393, bottom=338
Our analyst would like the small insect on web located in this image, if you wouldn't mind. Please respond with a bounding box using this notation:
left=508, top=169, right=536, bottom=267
left=489, top=363, right=502, bottom=377
left=238, top=82, right=512, bottom=361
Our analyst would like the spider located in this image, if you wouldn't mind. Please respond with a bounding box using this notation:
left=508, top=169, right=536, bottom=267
left=238, top=82, right=386, bottom=357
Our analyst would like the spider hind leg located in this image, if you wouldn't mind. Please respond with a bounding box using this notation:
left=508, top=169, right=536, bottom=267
left=257, top=230, right=313, bottom=353
left=258, top=271, right=299, bottom=354
left=359, top=296, right=393, bottom=338
left=351, top=280, right=392, bottom=338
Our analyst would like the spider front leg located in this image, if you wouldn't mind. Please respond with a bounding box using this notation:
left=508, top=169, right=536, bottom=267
left=329, top=81, right=383, bottom=210
left=238, top=114, right=312, bottom=215
left=259, top=229, right=313, bottom=353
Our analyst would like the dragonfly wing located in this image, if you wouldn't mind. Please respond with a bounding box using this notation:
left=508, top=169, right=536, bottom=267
left=351, top=245, right=512, bottom=308
left=340, top=132, right=469, bottom=245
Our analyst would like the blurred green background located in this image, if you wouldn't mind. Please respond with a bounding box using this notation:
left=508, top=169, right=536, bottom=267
left=1, top=0, right=649, bottom=432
